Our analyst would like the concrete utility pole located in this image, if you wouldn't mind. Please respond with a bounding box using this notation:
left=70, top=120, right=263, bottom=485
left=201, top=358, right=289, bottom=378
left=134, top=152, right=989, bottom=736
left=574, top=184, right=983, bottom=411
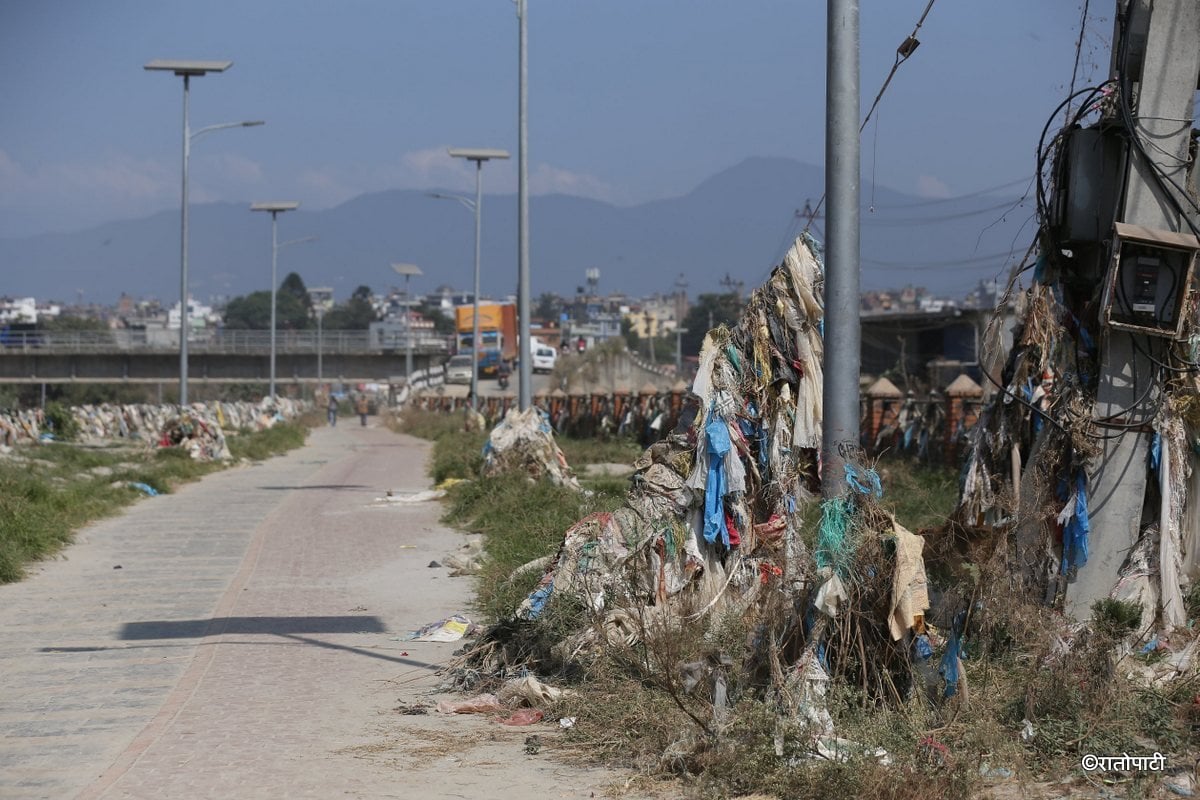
left=821, top=0, right=862, bottom=499
left=1066, top=0, right=1200, bottom=618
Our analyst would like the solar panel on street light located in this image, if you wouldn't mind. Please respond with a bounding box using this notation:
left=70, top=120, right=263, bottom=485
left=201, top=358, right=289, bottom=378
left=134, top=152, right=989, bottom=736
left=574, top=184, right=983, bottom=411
left=144, top=59, right=232, bottom=76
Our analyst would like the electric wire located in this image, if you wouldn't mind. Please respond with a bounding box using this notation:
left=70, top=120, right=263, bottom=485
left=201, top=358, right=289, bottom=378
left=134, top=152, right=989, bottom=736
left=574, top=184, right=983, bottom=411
left=804, top=0, right=941, bottom=233
left=1064, top=0, right=1092, bottom=125
left=867, top=176, right=1035, bottom=209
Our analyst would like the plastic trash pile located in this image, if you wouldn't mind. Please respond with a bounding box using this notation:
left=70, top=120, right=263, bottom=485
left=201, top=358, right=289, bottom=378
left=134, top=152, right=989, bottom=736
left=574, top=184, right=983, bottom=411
left=436, top=675, right=567, bottom=728
left=483, top=406, right=581, bottom=490
left=957, top=265, right=1200, bottom=639
left=0, top=398, right=311, bottom=461
left=505, top=236, right=932, bottom=712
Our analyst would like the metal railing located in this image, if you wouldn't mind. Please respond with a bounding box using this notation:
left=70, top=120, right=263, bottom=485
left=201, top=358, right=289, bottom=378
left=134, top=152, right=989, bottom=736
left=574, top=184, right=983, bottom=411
left=0, top=329, right=452, bottom=355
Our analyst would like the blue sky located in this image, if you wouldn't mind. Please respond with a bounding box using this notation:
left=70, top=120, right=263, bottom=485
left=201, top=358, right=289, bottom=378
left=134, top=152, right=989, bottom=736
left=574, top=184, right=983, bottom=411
left=1, top=1, right=1106, bottom=240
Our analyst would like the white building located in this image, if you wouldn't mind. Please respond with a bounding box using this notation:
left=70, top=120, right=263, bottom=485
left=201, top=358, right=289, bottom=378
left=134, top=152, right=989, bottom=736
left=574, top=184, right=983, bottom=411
left=167, top=298, right=220, bottom=330
left=0, top=297, right=38, bottom=324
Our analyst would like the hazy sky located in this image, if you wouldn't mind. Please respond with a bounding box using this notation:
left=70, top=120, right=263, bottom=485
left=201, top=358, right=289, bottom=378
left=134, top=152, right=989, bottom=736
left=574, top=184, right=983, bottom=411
left=1, top=1, right=1108, bottom=240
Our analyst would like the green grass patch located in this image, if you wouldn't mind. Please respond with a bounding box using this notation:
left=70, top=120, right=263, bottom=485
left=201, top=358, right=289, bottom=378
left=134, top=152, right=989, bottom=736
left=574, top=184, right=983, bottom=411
left=388, top=408, right=469, bottom=442
left=226, top=422, right=309, bottom=462
left=0, top=421, right=312, bottom=584
left=557, top=436, right=642, bottom=467
left=879, top=459, right=960, bottom=532
left=388, top=409, right=487, bottom=483
left=444, top=470, right=626, bottom=621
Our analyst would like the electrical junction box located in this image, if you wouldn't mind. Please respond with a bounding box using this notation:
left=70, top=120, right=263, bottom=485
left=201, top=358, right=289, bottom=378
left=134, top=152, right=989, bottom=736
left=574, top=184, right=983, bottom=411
left=1051, top=126, right=1125, bottom=246
left=1102, top=221, right=1200, bottom=338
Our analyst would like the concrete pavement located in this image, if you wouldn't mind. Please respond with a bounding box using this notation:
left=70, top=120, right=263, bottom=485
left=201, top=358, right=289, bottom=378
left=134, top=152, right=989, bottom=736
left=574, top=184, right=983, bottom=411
left=0, top=420, right=634, bottom=799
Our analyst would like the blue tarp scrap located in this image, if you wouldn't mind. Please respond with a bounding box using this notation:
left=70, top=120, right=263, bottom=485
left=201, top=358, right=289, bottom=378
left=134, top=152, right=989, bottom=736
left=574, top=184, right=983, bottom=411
left=703, top=418, right=732, bottom=546
left=940, top=611, right=967, bottom=698
left=1022, top=377, right=1046, bottom=436
left=914, top=634, right=933, bottom=661
left=1057, top=469, right=1090, bottom=574
left=520, top=580, right=554, bottom=620
left=844, top=463, right=883, bottom=498
left=127, top=482, right=159, bottom=497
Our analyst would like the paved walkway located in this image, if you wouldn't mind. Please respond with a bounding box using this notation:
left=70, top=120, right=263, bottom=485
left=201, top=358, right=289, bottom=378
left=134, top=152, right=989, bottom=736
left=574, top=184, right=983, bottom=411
left=0, top=420, right=633, bottom=799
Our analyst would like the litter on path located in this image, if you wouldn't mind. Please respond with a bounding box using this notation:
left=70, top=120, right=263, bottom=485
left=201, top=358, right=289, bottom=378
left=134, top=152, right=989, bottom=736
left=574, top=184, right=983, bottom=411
left=401, top=614, right=474, bottom=642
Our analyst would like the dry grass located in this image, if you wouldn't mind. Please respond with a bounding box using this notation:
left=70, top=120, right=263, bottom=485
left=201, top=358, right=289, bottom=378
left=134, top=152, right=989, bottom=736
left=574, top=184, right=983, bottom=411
left=399, top=407, right=1200, bottom=798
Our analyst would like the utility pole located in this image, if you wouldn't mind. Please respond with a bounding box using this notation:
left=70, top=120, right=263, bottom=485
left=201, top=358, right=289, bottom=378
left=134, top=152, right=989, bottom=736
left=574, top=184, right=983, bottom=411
left=674, top=273, right=688, bottom=324
left=822, top=0, right=861, bottom=500
left=1066, top=0, right=1200, bottom=618
left=800, top=199, right=824, bottom=236
left=644, top=310, right=656, bottom=363
left=674, top=273, right=689, bottom=374
left=719, top=273, right=745, bottom=311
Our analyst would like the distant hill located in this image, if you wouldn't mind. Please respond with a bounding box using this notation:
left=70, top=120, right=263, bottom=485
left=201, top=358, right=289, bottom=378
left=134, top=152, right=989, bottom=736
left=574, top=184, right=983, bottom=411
left=0, top=156, right=1033, bottom=304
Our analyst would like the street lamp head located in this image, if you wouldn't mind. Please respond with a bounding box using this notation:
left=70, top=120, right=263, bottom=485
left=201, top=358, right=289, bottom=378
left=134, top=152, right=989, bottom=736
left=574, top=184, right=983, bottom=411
left=144, top=59, right=233, bottom=76
left=390, top=263, right=423, bottom=278
left=251, top=201, right=301, bottom=213
left=241, top=120, right=265, bottom=128
left=448, top=147, right=511, bottom=163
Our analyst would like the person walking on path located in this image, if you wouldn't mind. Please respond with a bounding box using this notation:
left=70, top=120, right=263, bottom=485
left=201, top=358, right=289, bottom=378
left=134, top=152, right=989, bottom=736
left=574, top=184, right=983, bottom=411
left=327, top=393, right=339, bottom=427
left=356, top=393, right=370, bottom=426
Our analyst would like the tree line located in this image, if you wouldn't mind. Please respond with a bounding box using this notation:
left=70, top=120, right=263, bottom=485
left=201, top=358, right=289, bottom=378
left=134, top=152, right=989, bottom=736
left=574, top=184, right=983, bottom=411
left=222, top=273, right=377, bottom=330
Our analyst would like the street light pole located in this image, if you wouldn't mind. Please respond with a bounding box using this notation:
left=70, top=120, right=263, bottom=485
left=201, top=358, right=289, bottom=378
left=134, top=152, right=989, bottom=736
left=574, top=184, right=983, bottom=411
left=180, top=73, right=191, bottom=406
left=391, top=263, right=424, bottom=384
left=316, top=305, right=324, bottom=383
left=250, top=201, right=301, bottom=400
left=144, top=59, right=261, bottom=406
left=517, top=0, right=532, bottom=411
left=447, top=148, right=510, bottom=412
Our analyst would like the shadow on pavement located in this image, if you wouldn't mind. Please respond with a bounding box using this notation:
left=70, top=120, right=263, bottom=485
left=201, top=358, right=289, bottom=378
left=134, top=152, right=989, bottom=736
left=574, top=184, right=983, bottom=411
left=256, top=484, right=374, bottom=491
left=41, top=636, right=443, bottom=670
left=119, top=615, right=387, bottom=639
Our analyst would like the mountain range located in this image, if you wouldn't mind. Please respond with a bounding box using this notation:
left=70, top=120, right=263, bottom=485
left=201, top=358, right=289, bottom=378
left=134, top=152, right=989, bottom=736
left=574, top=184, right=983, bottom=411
left=0, top=157, right=1035, bottom=305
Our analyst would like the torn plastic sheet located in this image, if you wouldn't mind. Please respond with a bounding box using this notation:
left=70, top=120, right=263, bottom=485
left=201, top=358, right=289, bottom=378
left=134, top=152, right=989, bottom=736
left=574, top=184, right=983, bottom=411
left=497, top=675, right=568, bottom=706
left=484, top=406, right=580, bottom=489
left=436, top=693, right=505, bottom=714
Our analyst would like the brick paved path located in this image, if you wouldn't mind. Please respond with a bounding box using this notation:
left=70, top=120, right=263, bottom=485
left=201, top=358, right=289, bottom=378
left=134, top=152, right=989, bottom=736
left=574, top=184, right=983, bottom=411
left=0, top=421, right=634, bottom=799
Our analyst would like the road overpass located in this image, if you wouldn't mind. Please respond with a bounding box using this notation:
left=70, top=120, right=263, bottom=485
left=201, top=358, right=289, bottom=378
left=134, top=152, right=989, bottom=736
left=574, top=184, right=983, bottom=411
left=0, top=329, right=450, bottom=385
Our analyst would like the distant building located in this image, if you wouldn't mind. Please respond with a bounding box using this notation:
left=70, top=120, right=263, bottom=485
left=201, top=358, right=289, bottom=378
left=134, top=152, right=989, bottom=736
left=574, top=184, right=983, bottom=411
left=0, top=297, right=38, bottom=324
left=167, top=298, right=219, bottom=330
left=570, top=311, right=624, bottom=347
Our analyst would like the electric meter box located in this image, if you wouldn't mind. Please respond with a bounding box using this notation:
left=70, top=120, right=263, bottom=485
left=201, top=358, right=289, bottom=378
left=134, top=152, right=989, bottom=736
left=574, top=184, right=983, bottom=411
left=1101, top=222, right=1200, bottom=339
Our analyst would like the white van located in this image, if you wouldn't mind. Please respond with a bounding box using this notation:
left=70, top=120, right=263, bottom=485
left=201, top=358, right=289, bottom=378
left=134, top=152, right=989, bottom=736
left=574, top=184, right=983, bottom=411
left=531, top=342, right=557, bottom=373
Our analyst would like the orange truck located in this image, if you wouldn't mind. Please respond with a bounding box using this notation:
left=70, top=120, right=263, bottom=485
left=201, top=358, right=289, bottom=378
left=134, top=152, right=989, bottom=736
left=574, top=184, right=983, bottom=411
left=455, top=303, right=517, bottom=376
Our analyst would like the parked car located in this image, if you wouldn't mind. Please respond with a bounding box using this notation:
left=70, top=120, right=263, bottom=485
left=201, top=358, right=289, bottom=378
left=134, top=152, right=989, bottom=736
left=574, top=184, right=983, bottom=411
left=444, top=354, right=475, bottom=384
